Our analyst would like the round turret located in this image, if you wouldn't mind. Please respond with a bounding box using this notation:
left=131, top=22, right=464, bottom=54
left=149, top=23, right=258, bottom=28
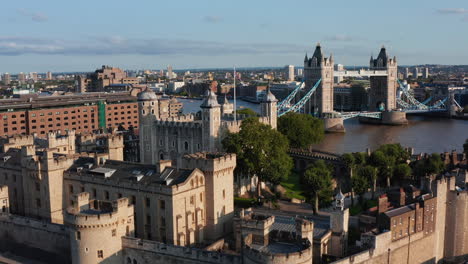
left=137, top=90, right=158, bottom=101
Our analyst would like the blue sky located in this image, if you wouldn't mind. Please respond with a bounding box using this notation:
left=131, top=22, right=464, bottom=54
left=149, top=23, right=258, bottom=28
left=1, top=0, right=467, bottom=73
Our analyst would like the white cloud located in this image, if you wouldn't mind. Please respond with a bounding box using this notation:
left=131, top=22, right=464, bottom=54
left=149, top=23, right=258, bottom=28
left=0, top=36, right=308, bottom=56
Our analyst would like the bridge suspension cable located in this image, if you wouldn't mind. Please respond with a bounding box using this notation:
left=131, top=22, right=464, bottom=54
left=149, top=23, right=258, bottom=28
left=277, top=80, right=305, bottom=111
left=278, top=79, right=321, bottom=117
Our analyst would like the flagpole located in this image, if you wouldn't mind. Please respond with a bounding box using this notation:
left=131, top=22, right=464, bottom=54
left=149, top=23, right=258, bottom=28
left=234, top=66, right=237, bottom=122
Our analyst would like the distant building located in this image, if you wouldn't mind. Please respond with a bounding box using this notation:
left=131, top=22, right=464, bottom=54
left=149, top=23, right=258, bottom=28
left=167, top=65, right=173, bottom=79
left=46, top=71, right=53, bottom=80
left=29, top=72, right=38, bottom=82
left=167, top=81, right=185, bottom=93
left=17, top=72, right=26, bottom=84
left=297, top=68, right=303, bottom=77
left=2, top=73, right=10, bottom=85
left=77, top=66, right=139, bottom=92
left=286, top=65, right=295, bottom=81
left=334, top=64, right=344, bottom=83
left=404, top=67, right=410, bottom=79
left=423, top=67, right=429, bottom=79
left=0, top=91, right=182, bottom=137
left=413, top=67, right=419, bottom=79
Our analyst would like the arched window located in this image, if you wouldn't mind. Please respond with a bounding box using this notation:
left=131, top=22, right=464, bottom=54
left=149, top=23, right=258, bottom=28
left=160, top=153, right=164, bottom=160
left=184, top=141, right=189, bottom=151
left=126, top=257, right=131, bottom=264
left=133, top=259, right=138, bottom=264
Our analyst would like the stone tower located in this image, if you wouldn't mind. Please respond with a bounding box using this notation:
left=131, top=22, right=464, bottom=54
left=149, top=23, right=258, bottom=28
left=369, top=46, right=398, bottom=111
left=66, top=193, right=134, bottom=264
left=330, top=189, right=349, bottom=258
left=303, top=43, right=334, bottom=116
left=260, top=86, right=278, bottom=129
left=137, top=89, right=159, bottom=164
left=201, top=90, right=221, bottom=152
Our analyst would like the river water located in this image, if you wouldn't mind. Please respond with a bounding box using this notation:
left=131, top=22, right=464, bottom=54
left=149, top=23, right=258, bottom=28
left=179, top=98, right=468, bottom=154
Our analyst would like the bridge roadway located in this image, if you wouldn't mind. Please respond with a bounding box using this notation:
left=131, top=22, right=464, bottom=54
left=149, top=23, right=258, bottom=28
left=333, top=69, right=388, bottom=77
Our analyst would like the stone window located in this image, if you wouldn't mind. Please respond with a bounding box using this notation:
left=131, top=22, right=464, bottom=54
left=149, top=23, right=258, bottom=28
left=92, top=189, right=97, bottom=198
left=69, top=185, right=73, bottom=194
left=36, top=198, right=41, bottom=208
left=35, top=182, right=40, bottom=192
left=200, top=193, right=203, bottom=202
left=97, top=250, right=103, bottom=258
left=159, top=200, right=165, bottom=210
left=223, top=189, right=225, bottom=199
left=105, top=191, right=109, bottom=200
left=145, top=197, right=150, bottom=207
left=190, top=196, right=194, bottom=205
left=76, top=231, right=81, bottom=240
left=112, top=229, right=116, bottom=237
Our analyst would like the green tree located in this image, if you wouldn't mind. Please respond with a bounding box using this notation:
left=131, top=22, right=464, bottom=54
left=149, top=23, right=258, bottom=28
left=351, top=173, right=369, bottom=205
left=236, top=108, right=257, bottom=117
left=222, top=117, right=293, bottom=197
left=357, top=165, right=378, bottom=199
left=412, top=153, right=445, bottom=178
left=394, top=163, right=412, bottom=183
left=342, top=153, right=355, bottom=171
left=278, top=112, right=324, bottom=149
left=353, top=152, right=368, bottom=166
left=370, top=150, right=395, bottom=187
left=303, top=160, right=334, bottom=214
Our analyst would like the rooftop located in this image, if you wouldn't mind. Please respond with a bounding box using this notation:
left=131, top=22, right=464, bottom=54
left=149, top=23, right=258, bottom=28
left=69, top=158, right=194, bottom=187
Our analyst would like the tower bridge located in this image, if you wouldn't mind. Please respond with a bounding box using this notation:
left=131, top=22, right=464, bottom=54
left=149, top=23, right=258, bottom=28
left=277, top=44, right=460, bottom=132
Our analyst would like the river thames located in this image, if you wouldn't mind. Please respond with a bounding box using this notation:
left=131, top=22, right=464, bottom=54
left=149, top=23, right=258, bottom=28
left=179, top=98, right=468, bottom=154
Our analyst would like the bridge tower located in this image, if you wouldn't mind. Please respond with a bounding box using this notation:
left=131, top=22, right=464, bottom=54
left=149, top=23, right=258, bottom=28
left=369, top=46, right=397, bottom=111
left=304, top=43, right=334, bottom=116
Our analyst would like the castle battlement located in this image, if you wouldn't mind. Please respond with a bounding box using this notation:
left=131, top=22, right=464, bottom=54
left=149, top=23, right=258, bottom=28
left=182, top=152, right=236, bottom=171
left=65, top=196, right=132, bottom=228
left=0, top=214, right=69, bottom=234
left=243, top=233, right=312, bottom=264
left=154, top=119, right=202, bottom=129
left=122, top=237, right=242, bottom=264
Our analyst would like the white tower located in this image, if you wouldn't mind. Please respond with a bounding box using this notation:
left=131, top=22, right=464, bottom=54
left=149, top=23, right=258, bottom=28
left=330, top=188, right=349, bottom=258
left=137, top=89, right=159, bottom=163
left=201, top=90, right=221, bottom=152
left=260, top=86, right=278, bottom=129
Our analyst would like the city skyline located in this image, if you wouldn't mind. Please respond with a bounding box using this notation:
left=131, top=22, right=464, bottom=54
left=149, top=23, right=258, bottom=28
left=1, top=0, right=468, bottom=72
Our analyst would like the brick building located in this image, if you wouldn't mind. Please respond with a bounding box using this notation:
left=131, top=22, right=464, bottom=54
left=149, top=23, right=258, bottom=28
left=0, top=91, right=182, bottom=138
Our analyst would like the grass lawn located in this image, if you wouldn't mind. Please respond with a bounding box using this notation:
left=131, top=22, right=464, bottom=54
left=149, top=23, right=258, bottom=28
left=280, top=172, right=307, bottom=200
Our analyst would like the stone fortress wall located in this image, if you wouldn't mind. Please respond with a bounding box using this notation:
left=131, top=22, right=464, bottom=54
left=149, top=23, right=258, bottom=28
left=0, top=210, right=71, bottom=263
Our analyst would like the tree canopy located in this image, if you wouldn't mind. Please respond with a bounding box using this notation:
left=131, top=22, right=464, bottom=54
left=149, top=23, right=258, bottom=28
left=222, top=117, right=293, bottom=195
left=236, top=108, right=257, bottom=117
left=303, top=160, right=334, bottom=213
left=277, top=112, right=324, bottom=149
left=412, top=153, right=444, bottom=178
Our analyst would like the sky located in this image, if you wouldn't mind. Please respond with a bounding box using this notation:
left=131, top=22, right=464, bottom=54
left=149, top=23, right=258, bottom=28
left=1, top=0, right=467, bottom=73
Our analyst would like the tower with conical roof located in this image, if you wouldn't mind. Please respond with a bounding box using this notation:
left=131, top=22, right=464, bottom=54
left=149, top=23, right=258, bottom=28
left=303, top=43, right=334, bottom=116
left=369, top=46, right=398, bottom=111
left=201, top=89, right=221, bottom=151
left=137, top=89, right=159, bottom=163
left=260, top=85, right=278, bottom=129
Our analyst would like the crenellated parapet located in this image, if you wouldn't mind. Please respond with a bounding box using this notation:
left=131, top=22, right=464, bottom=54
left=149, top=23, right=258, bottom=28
left=182, top=152, right=236, bottom=172
left=0, top=134, right=34, bottom=152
